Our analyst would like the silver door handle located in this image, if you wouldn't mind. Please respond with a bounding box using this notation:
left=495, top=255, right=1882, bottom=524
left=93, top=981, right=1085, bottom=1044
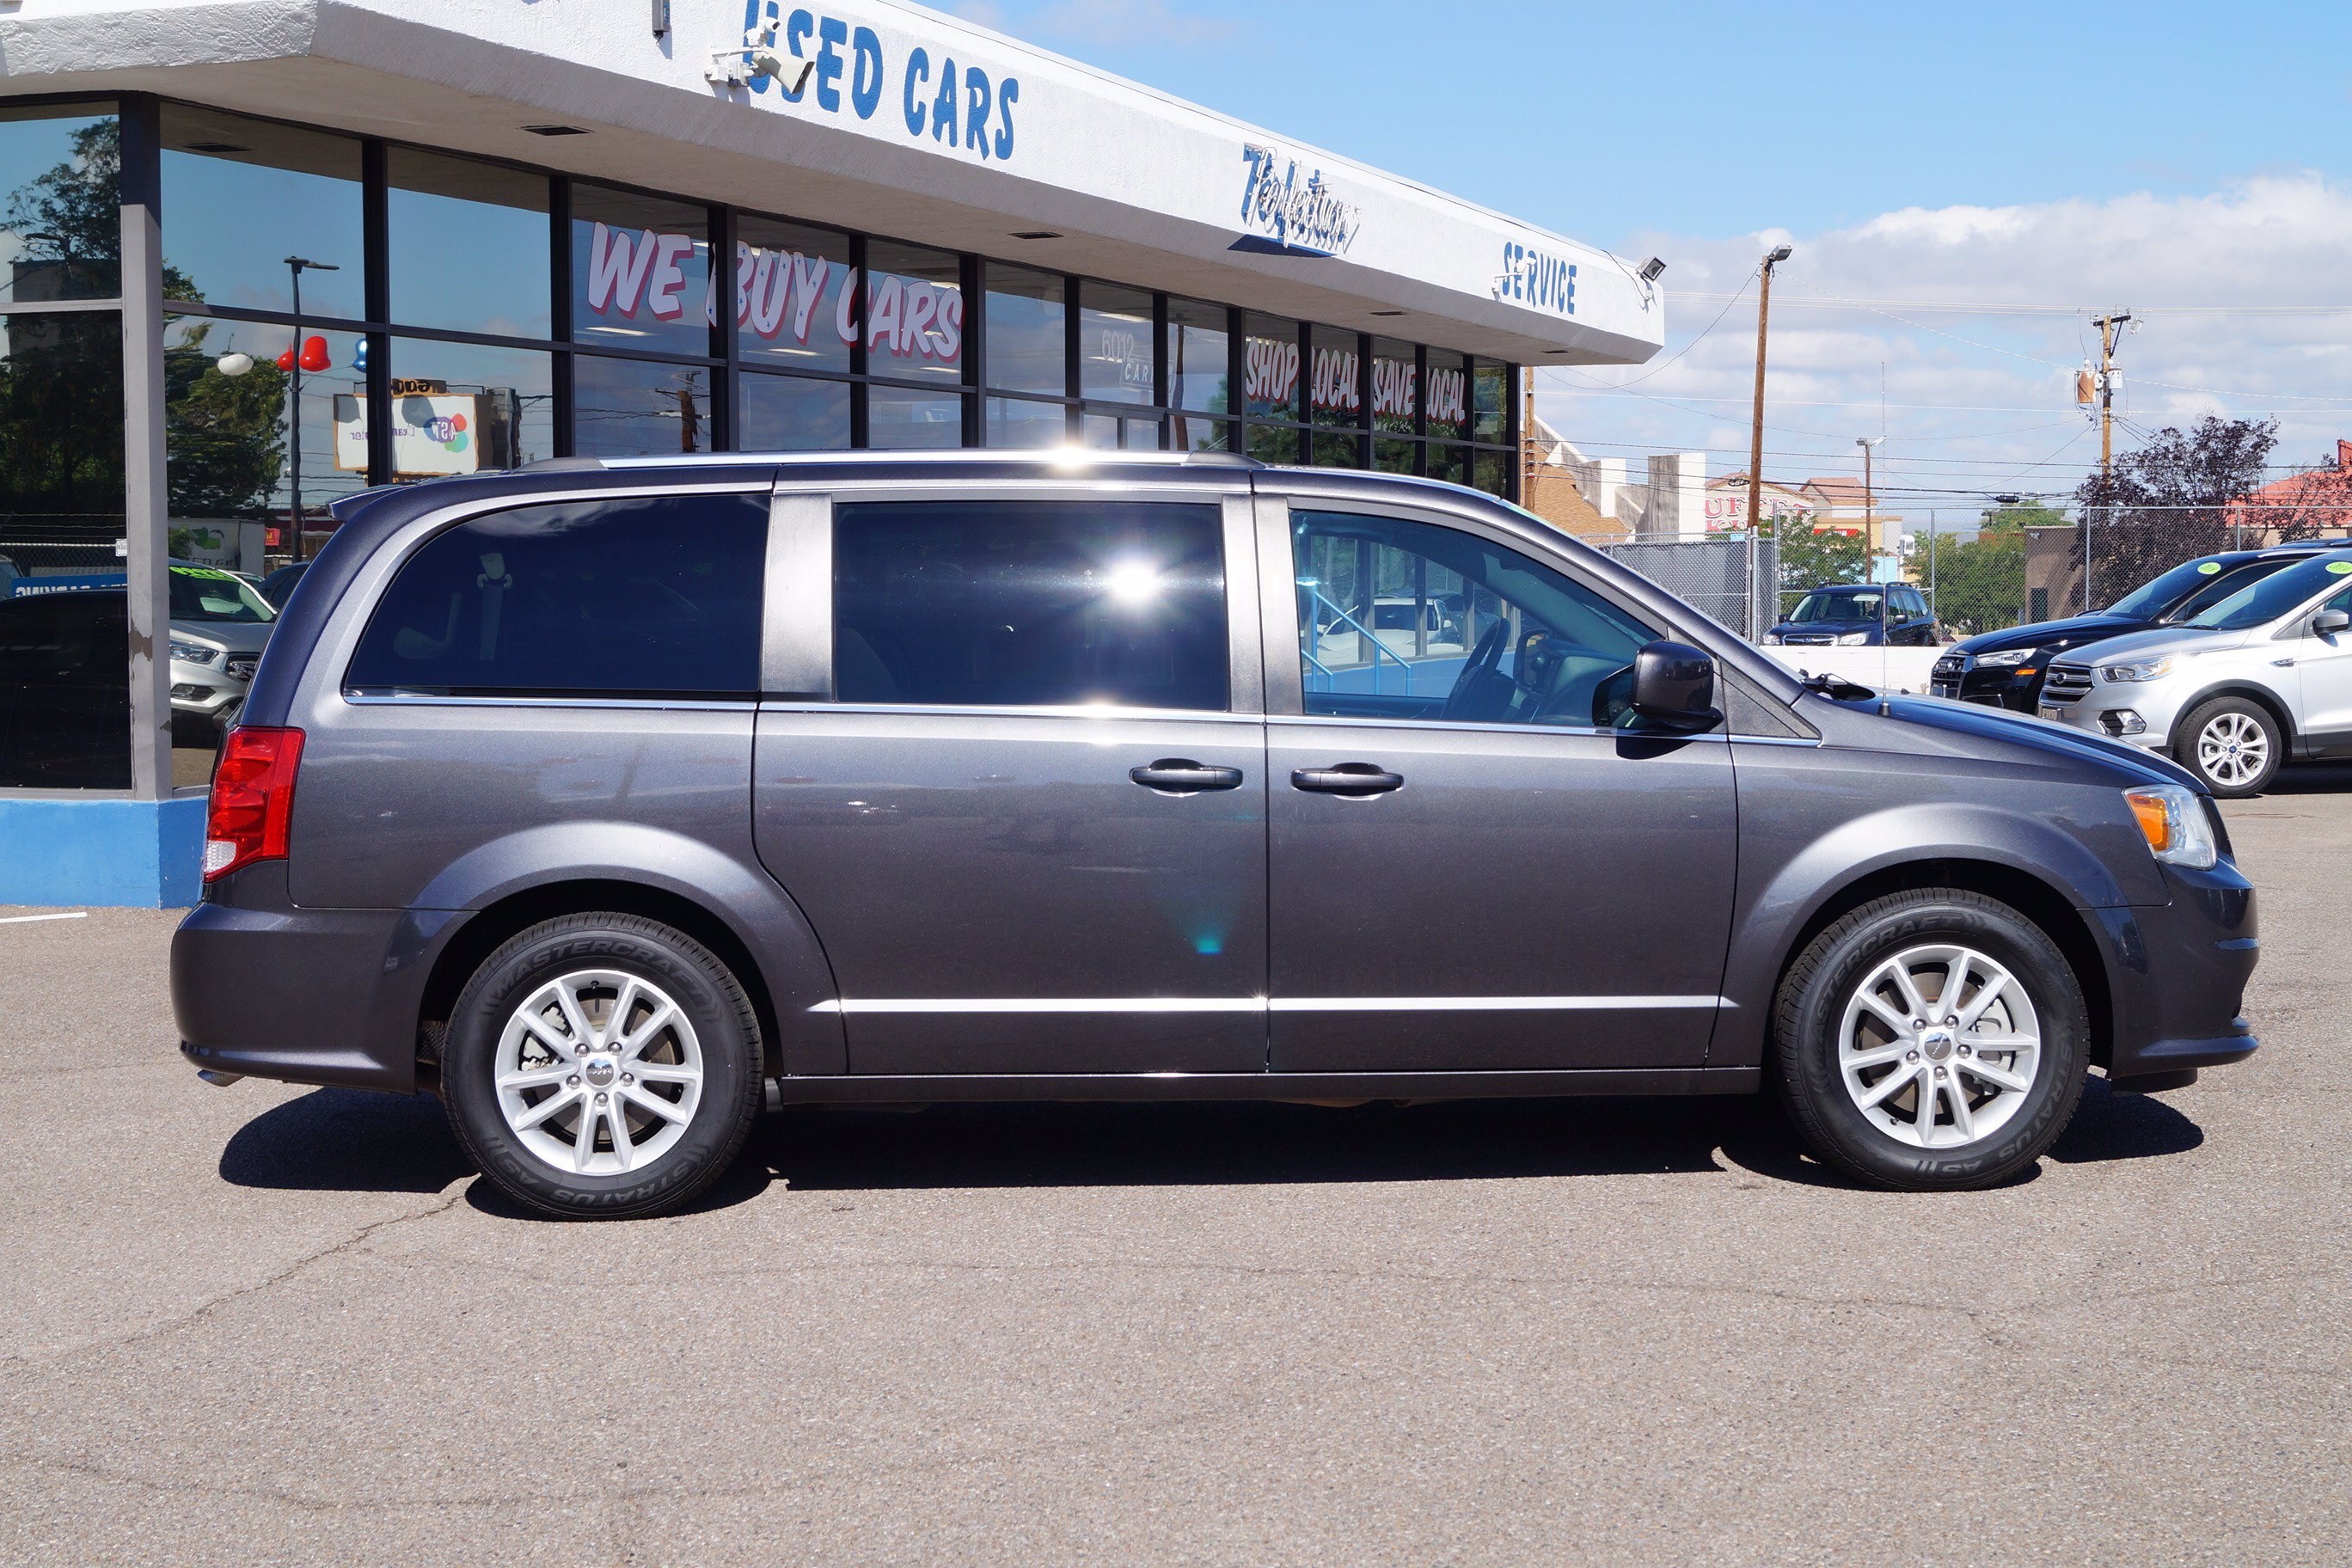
left=2274, top=658, right=2296, bottom=667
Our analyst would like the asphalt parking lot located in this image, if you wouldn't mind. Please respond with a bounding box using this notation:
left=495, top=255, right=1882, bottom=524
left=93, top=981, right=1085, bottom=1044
left=3, top=781, right=2348, bottom=1567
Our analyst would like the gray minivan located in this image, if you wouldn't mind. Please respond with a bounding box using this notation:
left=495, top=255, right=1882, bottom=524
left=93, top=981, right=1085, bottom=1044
left=174, top=452, right=2258, bottom=1218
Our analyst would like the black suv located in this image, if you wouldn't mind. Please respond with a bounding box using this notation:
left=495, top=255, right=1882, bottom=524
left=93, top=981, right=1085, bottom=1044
left=173, top=453, right=2257, bottom=1218
left=1933, top=544, right=2349, bottom=710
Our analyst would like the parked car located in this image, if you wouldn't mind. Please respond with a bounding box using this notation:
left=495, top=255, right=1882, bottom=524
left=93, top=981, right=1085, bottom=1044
left=175, top=452, right=2257, bottom=1218
left=166, top=561, right=277, bottom=736
left=1932, top=542, right=2351, bottom=711
left=258, top=560, right=309, bottom=610
left=2036, top=546, right=2352, bottom=796
left=1767, top=583, right=1938, bottom=646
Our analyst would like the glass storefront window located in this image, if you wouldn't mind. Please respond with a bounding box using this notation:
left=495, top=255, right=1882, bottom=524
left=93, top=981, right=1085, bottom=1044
left=162, top=315, right=368, bottom=552
left=1473, top=359, right=1510, bottom=444
left=1243, top=314, right=1299, bottom=424
left=573, top=353, right=713, bottom=456
left=741, top=371, right=849, bottom=450
left=1079, top=281, right=1153, bottom=405
left=1372, top=338, right=1416, bottom=436
left=1168, top=298, right=1228, bottom=415
left=1474, top=448, right=1511, bottom=497
left=737, top=216, right=850, bottom=374
left=571, top=183, right=710, bottom=359
left=868, top=383, right=964, bottom=448
left=1171, top=413, right=1231, bottom=453
left=1080, top=410, right=1159, bottom=450
left=161, top=106, right=364, bottom=319
left=1425, top=351, right=1469, bottom=442
left=0, top=103, right=121, bottom=303
left=1374, top=437, right=1417, bottom=475
left=1312, top=430, right=1361, bottom=467
left=1308, top=325, right=1363, bottom=429
left=1428, top=442, right=1470, bottom=488
left=0, top=310, right=128, bottom=788
left=384, top=338, right=554, bottom=475
left=1246, top=423, right=1301, bottom=466
left=986, top=395, right=1067, bottom=450
left=984, top=263, right=1063, bottom=395
left=387, top=149, right=550, bottom=339
left=866, top=241, right=964, bottom=383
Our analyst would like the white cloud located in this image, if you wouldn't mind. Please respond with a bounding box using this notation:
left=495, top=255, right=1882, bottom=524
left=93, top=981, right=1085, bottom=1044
left=1547, top=173, right=2352, bottom=515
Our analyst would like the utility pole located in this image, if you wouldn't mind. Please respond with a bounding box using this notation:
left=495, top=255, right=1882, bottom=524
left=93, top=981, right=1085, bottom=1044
left=1746, top=244, right=1792, bottom=640
left=284, top=255, right=340, bottom=563
left=2089, top=310, right=2132, bottom=613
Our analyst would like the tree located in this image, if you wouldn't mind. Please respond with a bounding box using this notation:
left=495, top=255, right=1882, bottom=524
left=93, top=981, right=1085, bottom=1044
left=1777, top=523, right=1868, bottom=599
left=1928, top=505, right=2052, bottom=635
left=163, top=319, right=285, bottom=517
left=2073, top=416, right=2275, bottom=608
left=4, top=119, right=197, bottom=300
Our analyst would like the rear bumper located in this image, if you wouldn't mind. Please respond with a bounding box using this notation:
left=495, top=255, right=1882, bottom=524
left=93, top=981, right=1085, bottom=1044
left=172, top=867, right=463, bottom=1094
left=2092, top=862, right=2259, bottom=1082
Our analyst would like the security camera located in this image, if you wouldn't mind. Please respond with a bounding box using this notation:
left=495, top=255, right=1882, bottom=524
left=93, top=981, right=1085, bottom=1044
left=1638, top=256, right=1667, bottom=284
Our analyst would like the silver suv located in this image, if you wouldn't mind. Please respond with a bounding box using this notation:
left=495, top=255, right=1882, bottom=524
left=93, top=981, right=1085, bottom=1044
left=2038, top=547, right=2352, bottom=795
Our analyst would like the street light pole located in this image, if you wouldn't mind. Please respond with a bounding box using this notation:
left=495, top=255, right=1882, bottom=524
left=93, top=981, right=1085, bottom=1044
left=1745, top=244, right=1792, bottom=641
left=284, top=255, right=340, bottom=562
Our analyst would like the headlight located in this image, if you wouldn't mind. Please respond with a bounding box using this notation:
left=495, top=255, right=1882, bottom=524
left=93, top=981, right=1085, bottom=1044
left=2100, top=655, right=2173, bottom=683
left=169, top=640, right=219, bottom=665
left=1834, top=631, right=1871, bottom=646
left=1973, top=647, right=2035, bottom=668
left=2125, top=784, right=2218, bottom=870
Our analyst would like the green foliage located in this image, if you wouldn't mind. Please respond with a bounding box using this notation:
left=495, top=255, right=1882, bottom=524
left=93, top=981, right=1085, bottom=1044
left=163, top=321, right=285, bottom=518
left=1776, top=524, right=1868, bottom=597
left=2074, top=416, right=2276, bottom=606
left=4, top=119, right=197, bottom=300
left=1926, top=507, right=2046, bottom=634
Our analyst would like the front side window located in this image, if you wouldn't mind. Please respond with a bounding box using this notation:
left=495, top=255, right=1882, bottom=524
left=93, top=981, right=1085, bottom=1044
left=834, top=501, right=1227, bottom=711
left=346, top=493, right=768, bottom=698
left=1295, top=510, right=1656, bottom=727
left=2188, top=555, right=2352, bottom=632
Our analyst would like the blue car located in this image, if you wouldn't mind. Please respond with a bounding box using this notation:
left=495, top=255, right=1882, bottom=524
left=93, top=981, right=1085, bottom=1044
left=1770, top=583, right=1938, bottom=647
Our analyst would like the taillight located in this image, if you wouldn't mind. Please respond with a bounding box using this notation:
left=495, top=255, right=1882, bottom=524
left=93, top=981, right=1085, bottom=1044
left=204, top=726, right=305, bottom=882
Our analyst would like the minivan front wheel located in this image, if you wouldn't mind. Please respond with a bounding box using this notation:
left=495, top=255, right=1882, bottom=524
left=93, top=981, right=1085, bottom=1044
left=1773, top=890, right=2088, bottom=1189
left=441, top=914, right=762, bottom=1219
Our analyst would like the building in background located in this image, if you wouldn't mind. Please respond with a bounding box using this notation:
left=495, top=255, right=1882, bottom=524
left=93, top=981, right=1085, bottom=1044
left=1522, top=414, right=1705, bottom=538
left=1703, top=475, right=1813, bottom=534
left=1800, top=475, right=1902, bottom=551
left=0, top=0, right=1663, bottom=904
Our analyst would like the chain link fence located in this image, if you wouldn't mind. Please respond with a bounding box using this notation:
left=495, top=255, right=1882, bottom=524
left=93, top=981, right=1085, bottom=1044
left=1599, top=533, right=1780, bottom=642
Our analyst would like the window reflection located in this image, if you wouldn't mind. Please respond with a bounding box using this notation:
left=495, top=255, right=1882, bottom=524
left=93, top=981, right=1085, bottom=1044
left=1425, top=351, right=1470, bottom=442
left=573, top=354, right=711, bottom=456
left=384, top=338, right=554, bottom=474
left=1079, top=281, right=1153, bottom=405
left=1243, top=313, right=1299, bottom=423
left=984, top=262, right=1063, bottom=395
left=866, top=242, right=963, bottom=382
left=162, top=315, right=366, bottom=553
left=1372, top=337, right=1415, bottom=435
left=0, top=103, right=121, bottom=303
left=160, top=106, right=364, bottom=319
left=1308, top=324, right=1362, bottom=429
left=986, top=395, right=1066, bottom=450
left=741, top=372, right=849, bottom=450
left=387, top=149, right=550, bottom=338
left=1168, top=297, right=1228, bottom=414
left=869, top=383, right=964, bottom=448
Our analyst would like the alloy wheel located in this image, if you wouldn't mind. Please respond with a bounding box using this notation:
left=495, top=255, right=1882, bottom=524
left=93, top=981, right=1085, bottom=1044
left=1836, top=943, right=2043, bottom=1150
left=494, top=969, right=704, bottom=1177
left=2196, top=712, right=2269, bottom=790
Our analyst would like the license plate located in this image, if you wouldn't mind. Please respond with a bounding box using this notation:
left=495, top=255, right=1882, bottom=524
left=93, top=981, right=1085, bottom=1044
left=2038, top=707, right=2062, bottom=720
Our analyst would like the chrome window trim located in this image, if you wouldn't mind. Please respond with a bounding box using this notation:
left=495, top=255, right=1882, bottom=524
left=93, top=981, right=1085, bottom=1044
left=341, top=693, right=758, bottom=712
left=758, top=700, right=1262, bottom=725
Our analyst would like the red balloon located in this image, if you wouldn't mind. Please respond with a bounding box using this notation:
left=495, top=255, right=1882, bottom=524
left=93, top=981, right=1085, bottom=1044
left=450, top=413, right=468, bottom=432
left=276, top=347, right=297, bottom=372
left=297, top=335, right=330, bottom=372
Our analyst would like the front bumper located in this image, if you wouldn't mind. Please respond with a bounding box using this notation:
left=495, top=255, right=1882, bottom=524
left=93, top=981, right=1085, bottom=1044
left=1929, top=658, right=2043, bottom=710
left=2037, top=678, right=2186, bottom=750
left=2092, top=860, right=2259, bottom=1083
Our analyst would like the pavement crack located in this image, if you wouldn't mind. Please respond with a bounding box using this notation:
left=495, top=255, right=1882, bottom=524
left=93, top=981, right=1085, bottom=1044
left=0, top=1188, right=468, bottom=1370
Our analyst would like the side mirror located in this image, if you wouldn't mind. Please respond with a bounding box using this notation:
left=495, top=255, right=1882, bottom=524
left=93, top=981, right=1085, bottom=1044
left=2313, top=609, right=2349, bottom=637
left=1630, top=640, right=1723, bottom=732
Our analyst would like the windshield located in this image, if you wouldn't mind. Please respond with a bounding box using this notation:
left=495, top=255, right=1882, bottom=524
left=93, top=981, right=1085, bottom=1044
left=168, top=566, right=276, bottom=624
left=2184, top=554, right=2352, bottom=631
left=2163, top=559, right=2302, bottom=621
left=2107, top=557, right=2233, bottom=619
left=1790, top=590, right=1880, bottom=622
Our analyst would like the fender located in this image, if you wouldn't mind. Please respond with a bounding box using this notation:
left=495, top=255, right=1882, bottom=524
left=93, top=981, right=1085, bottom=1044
left=413, top=820, right=847, bottom=1075
left=1712, top=797, right=2159, bottom=1068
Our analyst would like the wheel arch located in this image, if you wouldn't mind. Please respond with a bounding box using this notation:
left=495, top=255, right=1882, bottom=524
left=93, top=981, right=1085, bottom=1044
left=2175, top=682, right=2297, bottom=751
left=416, top=879, right=815, bottom=1086
left=1772, top=858, right=2115, bottom=1072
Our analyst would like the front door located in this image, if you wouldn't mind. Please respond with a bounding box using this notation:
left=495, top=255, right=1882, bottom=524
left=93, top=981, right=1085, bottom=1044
left=752, top=492, right=1270, bottom=1076
left=2292, top=582, right=2352, bottom=752
left=1265, top=502, right=1739, bottom=1074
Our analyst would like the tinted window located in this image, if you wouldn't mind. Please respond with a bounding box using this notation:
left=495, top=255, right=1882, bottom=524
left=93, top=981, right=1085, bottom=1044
left=835, top=501, right=1227, bottom=711
left=0, top=590, right=130, bottom=788
left=2187, top=554, right=2352, bottom=631
left=346, top=494, right=767, bottom=697
left=1295, top=510, right=1656, bottom=727
left=2164, top=558, right=2297, bottom=621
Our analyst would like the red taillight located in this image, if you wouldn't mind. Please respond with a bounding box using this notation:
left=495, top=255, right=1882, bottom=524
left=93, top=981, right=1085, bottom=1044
left=204, top=726, right=305, bottom=882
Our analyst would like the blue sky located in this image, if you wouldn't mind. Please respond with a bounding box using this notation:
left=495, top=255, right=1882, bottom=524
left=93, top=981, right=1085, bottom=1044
left=954, top=1, right=2352, bottom=509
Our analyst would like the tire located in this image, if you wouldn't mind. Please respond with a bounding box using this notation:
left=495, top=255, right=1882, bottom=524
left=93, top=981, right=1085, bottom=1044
left=441, top=913, right=763, bottom=1220
left=2171, top=695, right=2282, bottom=798
left=1773, top=889, right=2089, bottom=1190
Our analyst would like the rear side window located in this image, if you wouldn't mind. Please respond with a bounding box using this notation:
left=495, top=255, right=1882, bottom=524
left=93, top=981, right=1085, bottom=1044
left=346, top=493, right=769, bottom=698
left=834, top=500, right=1228, bottom=711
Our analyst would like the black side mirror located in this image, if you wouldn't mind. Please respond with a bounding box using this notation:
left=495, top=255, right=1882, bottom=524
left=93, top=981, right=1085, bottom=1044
left=1630, top=640, right=1723, bottom=732
left=2313, top=609, right=2350, bottom=637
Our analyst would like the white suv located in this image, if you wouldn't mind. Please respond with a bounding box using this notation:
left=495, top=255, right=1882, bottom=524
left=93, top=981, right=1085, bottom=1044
left=2037, top=547, right=2352, bottom=795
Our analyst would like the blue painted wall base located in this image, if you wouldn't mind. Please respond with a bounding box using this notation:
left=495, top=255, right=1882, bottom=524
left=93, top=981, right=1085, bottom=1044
left=0, top=796, right=207, bottom=908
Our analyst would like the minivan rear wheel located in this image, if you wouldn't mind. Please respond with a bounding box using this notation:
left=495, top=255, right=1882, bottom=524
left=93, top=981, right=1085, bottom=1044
left=2172, top=695, right=2282, bottom=798
left=1772, top=889, right=2088, bottom=1190
left=441, top=913, right=763, bottom=1220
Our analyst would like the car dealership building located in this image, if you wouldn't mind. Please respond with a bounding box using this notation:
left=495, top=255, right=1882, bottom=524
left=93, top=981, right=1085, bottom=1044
left=0, top=0, right=1664, bottom=905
